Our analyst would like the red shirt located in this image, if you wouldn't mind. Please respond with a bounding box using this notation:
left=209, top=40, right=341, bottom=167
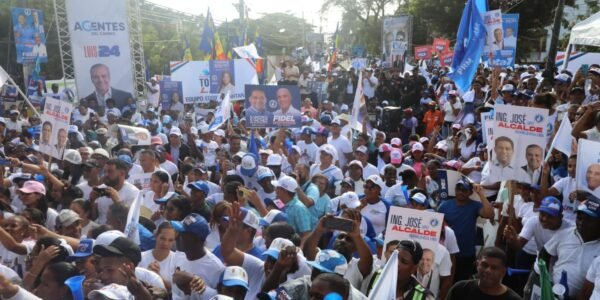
left=423, top=110, right=443, bottom=137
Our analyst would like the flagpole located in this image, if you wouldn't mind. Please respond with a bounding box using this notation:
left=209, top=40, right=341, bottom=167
left=6, top=76, right=41, bottom=118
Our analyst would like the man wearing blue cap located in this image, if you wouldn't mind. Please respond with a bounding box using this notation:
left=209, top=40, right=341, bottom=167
left=171, top=213, right=224, bottom=299
left=438, top=179, right=494, bottom=282
left=187, top=181, right=212, bottom=222
left=214, top=266, right=250, bottom=300
left=538, top=196, right=600, bottom=298
left=235, top=153, right=260, bottom=191
left=298, top=126, right=318, bottom=165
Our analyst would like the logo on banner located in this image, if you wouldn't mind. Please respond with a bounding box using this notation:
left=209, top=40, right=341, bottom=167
left=83, top=45, right=120, bottom=58
left=73, top=21, right=126, bottom=34
left=268, top=99, right=278, bottom=109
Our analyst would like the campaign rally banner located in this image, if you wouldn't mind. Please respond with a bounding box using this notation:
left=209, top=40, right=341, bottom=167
left=490, top=105, right=548, bottom=182
left=414, top=46, right=432, bottom=60
left=433, top=38, right=450, bottom=54
left=40, top=97, right=74, bottom=160
left=482, top=12, right=519, bottom=67
left=382, top=16, right=411, bottom=64
left=118, top=124, right=151, bottom=146
left=170, top=59, right=258, bottom=103
left=576, top=139, right=600, bottom=199
left=11, top=7, right=47, bottom=64
left=384, top=207, right=444, bottom=256
left=244, top=85, right=301, bottom=128
left=26, top=75, right=45, bottom=105
left=482, top=9, right=503, bottom=59
left=1, top=85, right=18, bottom=103
left=439, top=52, right=453, bottom=67
left=159, top=80, right=183, bottom=111
left=65, top=0, right=135, bottom=109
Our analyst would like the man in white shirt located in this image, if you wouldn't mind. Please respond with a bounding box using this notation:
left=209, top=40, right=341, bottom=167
left=196, top=125, right=219, bottom=168
left=298, top=127, right=319, bottom=165
left=328, top=118, right=353, bottom=168
left=30, top=33, right=47, bottom=58
left=146, top=77, right=160, bottom=107
left=5, top=110, right=24, bottom=133
left=361, top=69, right=379, bottom=100
left=90, top=159, right=140, bottom=224
left=516, top=144, right=543, bottom=185
left=481, top=136, right=515, bottom=192
left=353, top=146, right=379, bottom=179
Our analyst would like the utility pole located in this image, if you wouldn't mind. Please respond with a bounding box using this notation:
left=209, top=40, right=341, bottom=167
left=543, top=0, right=565, bottom=80
left=302, top=11, right=306, bottom=49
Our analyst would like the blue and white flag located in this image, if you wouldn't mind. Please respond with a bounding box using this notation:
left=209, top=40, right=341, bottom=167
left=0, top=66, right=9, bottom=88
left=209, top=92, right=231, bottom=131
left=450, top=0, right=486, bottom=93
left=368, top=250, right=398, bottom=300
left=546, top=113, right=573, bottom=161
left=124, top=191, right=142, bottom=244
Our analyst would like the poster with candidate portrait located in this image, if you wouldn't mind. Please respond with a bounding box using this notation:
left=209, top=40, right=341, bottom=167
left=382, top=16, right=411, bottom=65
left=488, top=105, right=548, bottom=183
left=40, top=97, right=74, bottom=160
left=482, top=12, right=519, bottom=67
left=384, top=207, right=444, bottom=257
left=118, top=124, right=151, bottom=146
left=482, top=10, right=503, bottom=60
left=576, top=139, right=600, bottom=199
left=170, top=59, right=258, bottom=104
left=244, top=85, right=301, bottom=128
left=11, top=7, right=47, bottom=64
left=159, top=80, right=183, bottom=111
left=65, top=0, right=135, bottom=108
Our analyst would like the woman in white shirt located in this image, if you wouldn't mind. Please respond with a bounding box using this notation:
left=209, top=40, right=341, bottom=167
left=144, top=170, right=171, bottom=224
left=139, top=222, right=180, bottom=291
left=69, top=199, right=98, bottom=238
left=456, top=126, right=478, bottom=162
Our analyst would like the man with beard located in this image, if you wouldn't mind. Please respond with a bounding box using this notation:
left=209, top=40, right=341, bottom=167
left=89, top=158, right=140, bottom=224
left=293, top=163, right=320, bottom=222
left=447, top=247, right=520, bottom=300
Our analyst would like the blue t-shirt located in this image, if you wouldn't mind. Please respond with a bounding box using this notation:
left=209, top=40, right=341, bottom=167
left=438, top=199, right=482, bottom=257
left=212, top=245, right=265, bottom=263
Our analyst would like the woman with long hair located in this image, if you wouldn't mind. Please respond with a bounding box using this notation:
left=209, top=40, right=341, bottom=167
left=18, top=181, right=57, bottom=231
left=139, top=222, right=179, bottom=291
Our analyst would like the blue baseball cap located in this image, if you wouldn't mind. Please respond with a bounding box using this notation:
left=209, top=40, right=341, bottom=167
left=455, top=178, right=473, bottom=191
left=306, top=249, right=348, bottom=275
left=259, top=209, right=289, bottom=227
left=320, top=114, right=332, bottom=125
left=539, top=196, right=563, bottom=217
left=577, top=197, right=600, bottom=218
left=256, top=167, right=274, bottom=181
left=154, top=192, right=178, bottom=205
left=187, top=181, right=209, bottom=195
left=70, top=239, right=95, bottom=259
left=301, top=126, right=315, bottom=136
left=240, top=153, right=258, bottom=177
left=118, top=154, right=132, bottom=166
left=262, top=238, right=294, bottom=260
left=410, top=192, right=429, bottom=207
left=171, top=213, right=210, bottom=240
left=220, top=266, right=249, bottom=290
left=316, top=127, right=330, bottom=137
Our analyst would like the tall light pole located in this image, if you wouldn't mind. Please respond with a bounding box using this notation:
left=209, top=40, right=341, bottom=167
left=543, top=0, right=565, bottom=80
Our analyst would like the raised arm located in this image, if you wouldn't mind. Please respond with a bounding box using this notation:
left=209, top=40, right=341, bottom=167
left=220, top=202, right=246, bottom=266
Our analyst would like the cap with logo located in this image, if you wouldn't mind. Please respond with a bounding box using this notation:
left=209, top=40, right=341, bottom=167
left=316, top=127, right=330, bottom=137
left=390, top=137, right=402, bottom=148
left=355, top=145, right=368, bottom=155
left=348, top=160, right=362, bottom=169
left=70, top=239, right=95, bottom=259
left=88, top=284, right=133, bottom=300
left=169, top=127, right=182, bottom=137
left=410, top=192, right=429, bottom=207
left=539, top=196, right=563, bottom=217
left=411, top=142, right=424, bottom=152
left=301, top=126, right=315, bottom=136
left=378, top=143, right=392, bottom=153
left=306, top=249, right=348, bottom=275
left=170, top=213, right=210, bottom=241
left=340, top=191, right=360, bottom=209
left=320, top=144, right=337, bottom=161
left=240, top=153, right=259, bottom=177
left=223, top=207, right=260, bottom=230
left=93, top=236, right=142, bottom=265
left=390, top=149, right=403, bottom=164
left=220, top=266, right=249, bottom=290
left=501, top=84, right=515, bottom=92
left=256, top=166, right=274, bottom=182
left=262, top=238, right=295, bottom=260
left=187, top=181, right=210, bottom=195
left=259, top=209, right=289, bottom=227
left=272, top=175, right=298, bottom=193
left=365, top=175, right=385, bottom=191
left=576, top=196, right=600, bottom=218
left=455, top=178, right=473, bottom=191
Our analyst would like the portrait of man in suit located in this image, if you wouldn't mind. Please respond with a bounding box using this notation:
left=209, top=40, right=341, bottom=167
left=86, top=63, right=133, bottom=110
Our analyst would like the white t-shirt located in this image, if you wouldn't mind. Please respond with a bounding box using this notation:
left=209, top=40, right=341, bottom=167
left=147, top=83, right=161, bottom=107
left=0, top=240, right=35, bottom=277
left=361, top=201, right=388, bottom=236
left=95, top=182, right=140, bottom=224
left=384, top=183, right=408, bottom=207
left=586, top=256, right=600, bottom=300
left=443, top=101, right=462, bottom=122
left=142, top=190, right=161, bottom=214
left=416, top=243, right=452, bottom=298
left=551, top=176, right=577, bottom=222
left=172, top=251, right=224, bottom=300
left=584, top=127, right=600, bottom=142
left=519, top=217, right=574, bottom=252
left=309, top=164, right=344, bottom=184
left=328, top=135, right=353, bottom=168
left=76, top=181, right=96, bottom=200
left=45, top=208, right=58, bottom=232
left=297, top=141, right=319, bottom=165
left=196, top=139, right=219, bottom=167
left=443, top=226, right=460, bottom=255
left=139, top=250, right=180, bottom=284
left=462, top=157, right=483, bottom=183
left=160, top=160, right=179, bottom=176
left=135, top=266, right=166, bottom=289
left=544, top=228, right=600, bottom=298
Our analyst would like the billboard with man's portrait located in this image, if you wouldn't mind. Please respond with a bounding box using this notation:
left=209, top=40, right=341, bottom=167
left=65, top=0, right=135, bottom=109
left=487, top=105, right=548, bottom=183
left=244, top=85, right=301, bottom=128
left=11, top=7, right=47, bottom=64
left=40, top=97, right=74, bottom=160
left=382, top=16, right=411, bottom=65
left=576, top=139, right=600, bottom=199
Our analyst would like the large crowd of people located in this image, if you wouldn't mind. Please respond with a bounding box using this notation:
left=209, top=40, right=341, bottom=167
left=0, top=58, right=598, bottom=300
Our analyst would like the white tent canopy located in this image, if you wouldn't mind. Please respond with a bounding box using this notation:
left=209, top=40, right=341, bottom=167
left=563, top=11, right=600, bottom=69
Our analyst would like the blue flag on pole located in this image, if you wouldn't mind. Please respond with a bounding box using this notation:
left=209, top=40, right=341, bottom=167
left=248, top=130, right=258, bottom=157
left=450, top=0, right=486, bottom=93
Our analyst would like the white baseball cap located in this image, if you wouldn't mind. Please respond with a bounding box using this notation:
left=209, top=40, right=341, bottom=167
left=320, top=144, right=337, bottom=161
left=64, top=149, right=82, bottom=165
left=88, top=283, right=133, bottom=300
left=355, top=145, right=368, bottom=155
left=365, top=175, right=385, bottom=191
left=220, top=266, right=249, bottom=290
left=266, top=154, right=283, bottom=166
left=411, top=142, right=424, bottom=152
left=271, top=175, right=298, bottom=193
left=169, top=127, right=182, bottom=137
left=262, top=237, right=295, bottom=259
left=390, top=137, right=402, bottom=147
left=93, top=148, right=110, bottom=159
left=340, top=192, right=360, bottom=209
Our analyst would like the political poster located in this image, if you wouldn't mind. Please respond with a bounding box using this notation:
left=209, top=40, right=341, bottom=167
left=481, top=111, right=494, bottom=146
left=11, top=7, right=47, bottom=64
left=1, top=85, right=18, bottom=103
left=482, top=12, right=519, bottom=67
left=439, top=52, right=453, bottom=68
left=433, top=38, right=450, bottom=54
left=159, top=80, right=183, bottom=111
left=576, top=139, right=600, bottom=199
left=384, top=207, right=444, bottom=256
left=244, top=85, right=301, bottom=128
left=65, top=0, right=135, bottom=110
left=482, top=9, right=503, bottom=60
left=170, top=59, right=258, bottom=103
left=488, top=105, right=548, bottom=183
left=118, top=124, right=151, bottom=146
left=414, top=46, right=432, bottom=60
left=26, top=75, right=45, bottom=105
left=40, top=97, right=74, bottom=160
left=382, top=16, right=411, bottom=65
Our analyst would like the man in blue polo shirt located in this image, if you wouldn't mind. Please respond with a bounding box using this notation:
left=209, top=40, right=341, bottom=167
left=273, top=175, right=314, bottom=238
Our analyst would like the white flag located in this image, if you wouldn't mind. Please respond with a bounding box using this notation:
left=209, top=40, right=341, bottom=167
left=124, top=191, right=142, bottom=244
left=368, top=250, right=398, bottom=300
left=233, top=44, right=261, bottom=59
left=0, top=66, right=9, bottom=88
left=268, top=74, right=278, bottom=85
left=546, top=113, right=573, bottom=160
left=208, top=92, right=231, bottom=131
left=350, top=71, right=364, bottom=131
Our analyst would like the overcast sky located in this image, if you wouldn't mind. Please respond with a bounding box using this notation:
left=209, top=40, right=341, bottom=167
left=147, top=0, right=342, bottom=34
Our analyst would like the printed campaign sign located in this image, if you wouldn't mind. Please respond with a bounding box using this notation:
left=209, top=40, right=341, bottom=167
left=576, top=139, right=600, bottom=198
left=487, top=105, right=548, bottom=183
left=1, top=85, right=17, bottom=103
left=440, top=52, right=453, bottom=67
left=159, top=80, right=183, bottom=111
left=483, top=12, right=519, bottom=67
left=481, top=111, right=494, bottom=146
left=414, top=46, right=432, bottom=60
left=26, top=75, right=45, bottom=105
left=11, top=7, right=47, bottom=64
left=433, top=38, right=450, bottom=54
left=170, top=59, right=259, bottom=103
left=39, top=97, right=74, bottom=159
left=244, top=85, right=301, bottom=128
left=482, top=9, right=503, bottom=60
left=118, top=124, right=151, bottom=146
left=383, top=16, right=411, bottom=65
left=384, top=207, right=444, bottom=256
